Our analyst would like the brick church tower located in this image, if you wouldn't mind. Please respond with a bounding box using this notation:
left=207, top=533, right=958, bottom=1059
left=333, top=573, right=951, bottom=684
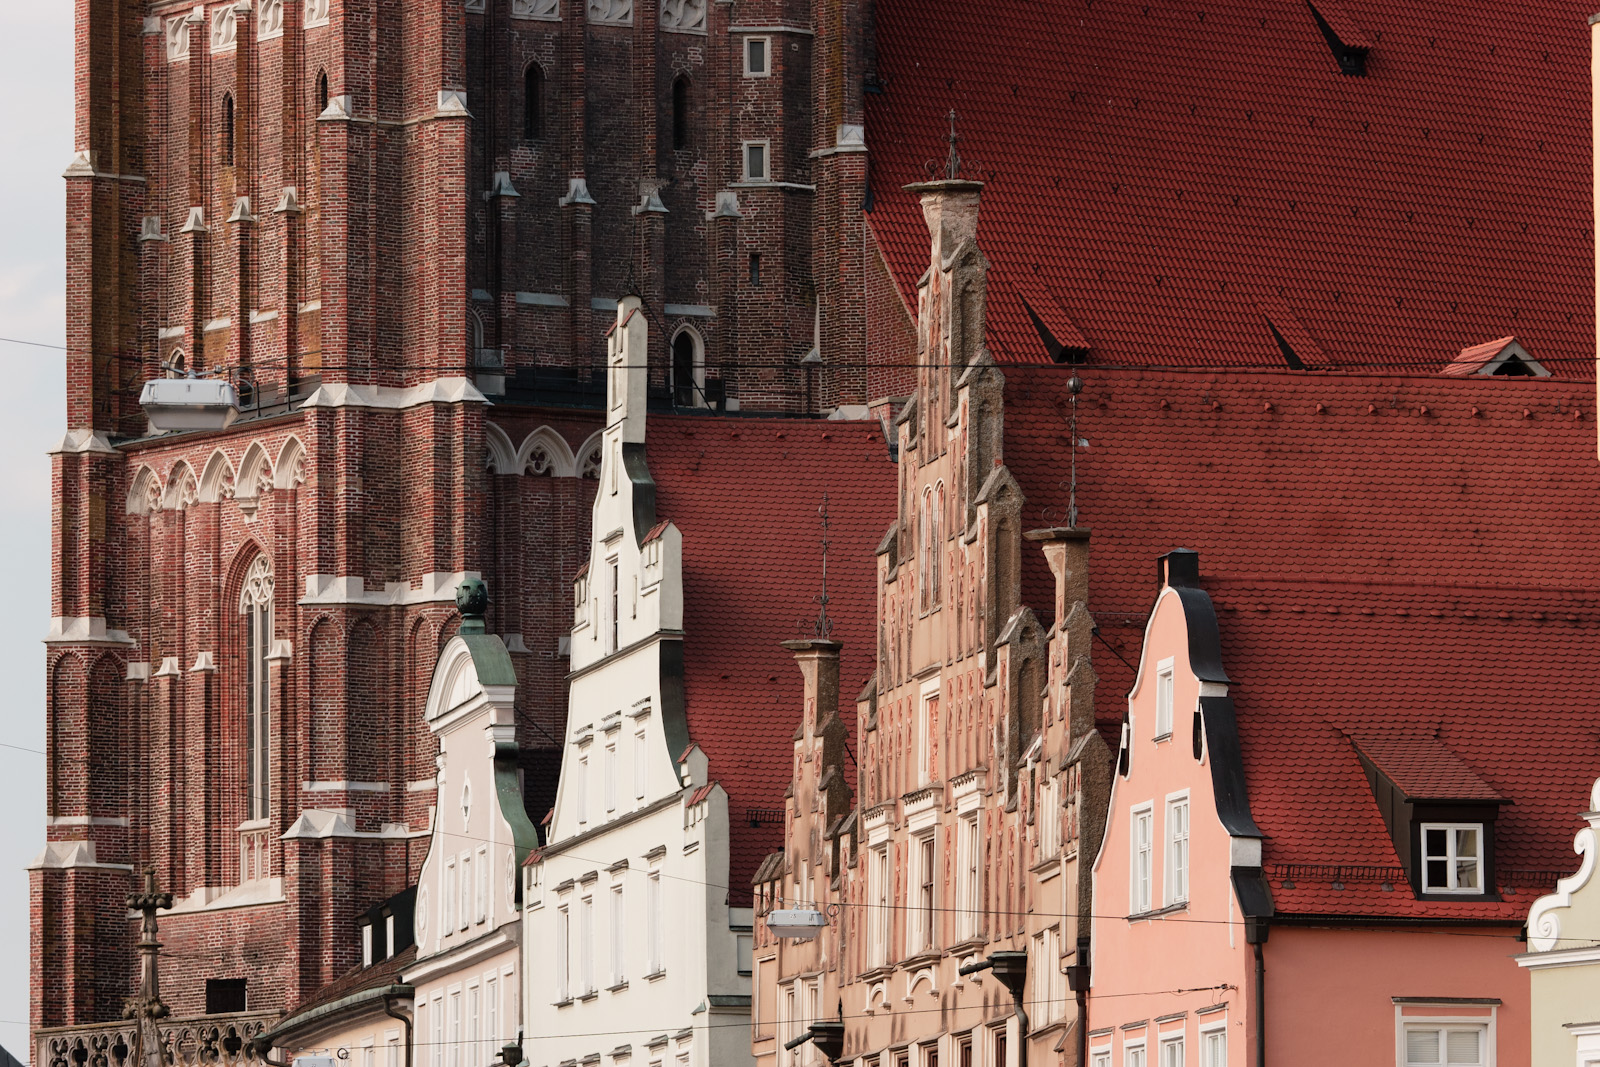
left=36, top=0, right=878, bottom=1040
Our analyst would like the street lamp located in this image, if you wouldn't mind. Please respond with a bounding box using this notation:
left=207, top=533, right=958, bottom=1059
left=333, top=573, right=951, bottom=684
left=784, top=1021, right=845, bottom=1066
left=766, top=908, right=828, bottom=941
left=960, top=951, right=1031, bottom=1059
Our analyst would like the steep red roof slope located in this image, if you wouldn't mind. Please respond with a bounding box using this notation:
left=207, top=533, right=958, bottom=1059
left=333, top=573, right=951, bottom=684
left=866, top=0, right=1595, bottom=376
left=1006, top=366, right=1600, bottom=916
left=645, top=416, right=897, bottom=901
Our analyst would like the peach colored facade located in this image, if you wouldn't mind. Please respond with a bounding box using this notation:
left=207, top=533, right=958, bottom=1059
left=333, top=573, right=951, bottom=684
left=1088, top=556, right=1529, bottom=1067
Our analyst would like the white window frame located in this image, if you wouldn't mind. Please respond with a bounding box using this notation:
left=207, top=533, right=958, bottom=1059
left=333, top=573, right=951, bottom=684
left=743, top=140, right=771, bottom=182
left=743, top=36, right=771, bottom=76
left=1155, top=658, right=1174, bottom=738
left=1090, top=1050, right=1111, bottom=1067
left=869, top=843, right=890, bottom=967
left=605, top=741, right=618, bottom=813
left=957, top=813, right=980, bottom=940
left=446, top=990, right=461, bottom=1067
left=444, top=859, right=458, bottom=934
left=580, top=894, right=596, bottom=994
left=476, top=845, right=489, bottom=923
left=610, top=884, right=626, bottom=987
left=1199, top=1025, right=1226, bottom=1067
left=1398, top=1017, right=1493, bottom=1066
left=1124, top=1042, right=1146, bottom=1067
left=465, top=984, right=479, bottom=1067
left=646, top=870, right=665, bottom=975
left=1038, top=775, right=1061, bottom=862
left=917, top=679, right=939, bottom=786
left=634, top=728, right=648, bottom=800
left=1158, top=1035, right=1184, bottom=1067
left=1130, top=804, right=1154, bottom=914
left=576, top=753, right=590, bottom=825
left=1165, top=793, right=1190, bottom=906
left=555, top=904, right=571, bottom=1001
left=911, top=831, right=936, bottom=952
left=1419, top=823, right=1486, bottom=894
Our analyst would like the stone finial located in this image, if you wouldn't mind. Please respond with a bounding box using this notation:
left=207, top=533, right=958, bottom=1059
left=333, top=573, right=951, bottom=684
left=457, top=578, right=489, bottom=634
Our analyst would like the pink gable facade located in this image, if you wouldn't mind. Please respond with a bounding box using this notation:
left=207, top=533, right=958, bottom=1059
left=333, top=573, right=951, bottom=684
left=1088, top=551, right=1530, bottom=1067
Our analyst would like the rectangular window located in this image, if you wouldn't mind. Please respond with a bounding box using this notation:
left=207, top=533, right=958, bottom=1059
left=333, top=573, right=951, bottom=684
left=611, top=885, right=626, bottom=986
left=576, top=755, right=589, bottom=825
left=743, top=141, right=769, bottom=182
left=466, top=987, right=479, bottom=1067
left=1166, top=797, right=1190, bottom=906
left=444, top=860, right=458, bottom=933
left=1201, top=1030, right=1226, bottom=1067
left=1402, top=1025, right=1487, bottom=1066
left=485, top=977, right=498, bottom=1056
left=1421, top=824, right=1484, bottom=893
left=1155, top=662, right=1174, bottom=738
left=917, top=692, right=938, bottom=785
left=955, top=1035, right=971, bottom=1067
left=555, top=906, right=570, bottom=1001
left=476, top=846, right=489, bottom=922
left=917, top=834, right=936, bottom=950
left=205, top=978, right=248, bottom=1014
left=447, top=992, right=461, bottom=1067
left=1091, top=1053, right=1109, bottom=1067
left=958, top=814, right=981, bottom=940
left=783, top=987, right=798, bottom=1066
left=1124, top=1045, right=1146, bottom=1067
left=1038, top=777, right=1061, bottom=862
left=744, top=36, right=770, bottom=76
left=1159, top=1037, right=1183, bottom=1067
left=995, top=1033, right=1008, bottom=1067
left=870, top=844, right=890, bottom=966
left=1131, top=806, right=1153, bottom=913
left=609, top=561, right=620, bottom=652
left=605, top=742, right=618, bottom=813
left=749, top=253, right=762, bottom=286
left=429, top=996, right=443, bottom=1067
left=634, top=730, right=647, bottom=799
left=580, top=895, right=595, bottom=994
left=459, top=852, right=472, bottom=930
left=647, top=872, right=664, bottom=974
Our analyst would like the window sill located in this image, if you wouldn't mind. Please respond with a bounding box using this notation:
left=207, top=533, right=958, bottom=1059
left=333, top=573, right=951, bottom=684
left=553, top=998, right=573, bottom=1008
left=607, top=981, right=628, bottom=993
left=1127, top=902, right=1188, bottom=922
left=1031, top=855, right=1061, bottom=876
left=947, top=937, right=987, bottom=957
left=899, top=949, right=943, bottom=970
left=577, top=992, right=599, bottom=1002
left=1152, top=732, right=1173, bottom=743
left=858, top=965, right=895, bottom=982
left=644, top=969, right=667, bottom=982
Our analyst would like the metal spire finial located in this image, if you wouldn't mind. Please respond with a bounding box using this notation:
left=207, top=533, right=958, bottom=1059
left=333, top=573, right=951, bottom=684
left=813, top=494, right=834, bottom=638
left=945, top=109, right=962, bottom=180
left=125, top=866, right=175, bottom=1067
left=1067, top=375, right=1084, bottom=527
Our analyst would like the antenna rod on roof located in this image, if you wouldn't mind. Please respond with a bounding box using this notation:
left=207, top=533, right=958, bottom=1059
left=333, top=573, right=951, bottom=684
left=1067, top=376, right=1083, bottom=527
left=813, top=494, right=834, bottom=639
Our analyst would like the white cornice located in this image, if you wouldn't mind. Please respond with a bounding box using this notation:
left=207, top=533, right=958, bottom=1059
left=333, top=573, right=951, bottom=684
left=49, top=430, right=117, bottom=456
left=300, top=570, right=481, bottom=606
left=300, top=377, right=488, bottom=411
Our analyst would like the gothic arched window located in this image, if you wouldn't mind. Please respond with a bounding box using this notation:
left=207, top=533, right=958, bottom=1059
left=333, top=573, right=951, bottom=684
left=672, top=76, right=690, bottom=150
left=240, top=556, right=274, bottom=821
left=222, top=93, right=236, bottom=165
left=524, top=65, right=545, bottom=140
left=316, top=70, right=329, bottom=116
left=672, top=327, right=704, bottom=407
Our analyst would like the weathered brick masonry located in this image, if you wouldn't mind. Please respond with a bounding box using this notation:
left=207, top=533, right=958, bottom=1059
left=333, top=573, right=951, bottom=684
left=42, top=0, right=892, bottom=1040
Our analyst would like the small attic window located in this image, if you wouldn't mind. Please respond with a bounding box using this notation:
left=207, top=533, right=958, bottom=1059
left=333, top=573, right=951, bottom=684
left=1443, top=337, right=1549, bottom=379
left=1305, top=0, right=1371, bottom=76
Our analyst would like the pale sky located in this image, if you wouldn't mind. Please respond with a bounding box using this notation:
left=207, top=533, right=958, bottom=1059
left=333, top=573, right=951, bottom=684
left=0, top=0, right=75, bottom=1056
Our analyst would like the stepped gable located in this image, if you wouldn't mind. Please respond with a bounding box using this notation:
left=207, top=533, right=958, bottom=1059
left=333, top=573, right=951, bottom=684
left=1005, top=366, right=1600, bottom=916
left=645, top=415, right=897, bottom=898
left=866, top=0, right=1594, bottom=376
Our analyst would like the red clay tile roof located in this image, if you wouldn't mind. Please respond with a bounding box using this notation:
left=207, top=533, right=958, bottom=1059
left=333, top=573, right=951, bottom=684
left=645, top=416, right=896, bottom=904
left=1350, top=733, right=1505, bottom=802
left=641, top=520, right=670, bottom=544
left=1005, top=366, right=1600, bottom=916
left=865, top=0, right=1594, bottom=376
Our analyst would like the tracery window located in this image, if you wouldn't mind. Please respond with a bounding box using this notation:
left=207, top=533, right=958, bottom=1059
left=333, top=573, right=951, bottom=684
left=240, top=556, right=274, bottom=821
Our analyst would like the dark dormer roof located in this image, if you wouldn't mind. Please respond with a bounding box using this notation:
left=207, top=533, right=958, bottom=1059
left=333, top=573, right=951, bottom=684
left=1350, top=734, right=1504, bottom=804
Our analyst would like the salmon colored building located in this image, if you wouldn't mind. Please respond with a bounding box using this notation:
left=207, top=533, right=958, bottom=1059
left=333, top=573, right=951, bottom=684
left=1086, top=538, right=1600, bottom=1067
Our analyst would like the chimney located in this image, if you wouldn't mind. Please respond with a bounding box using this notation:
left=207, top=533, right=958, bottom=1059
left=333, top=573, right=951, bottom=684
left=904, top=178, right=985, bottom=266
left=1024, top=526, right=1091, bottom=623
left=782, top=638, right=850, bottom=827
left=1158, top=548, right=1201, bottom=589
left=607, top=294, right=649, bottom=444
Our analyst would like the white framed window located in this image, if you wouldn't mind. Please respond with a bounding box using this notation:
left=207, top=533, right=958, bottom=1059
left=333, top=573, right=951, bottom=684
left=1201, top=1028, right=1226, bottom=1067
left=1166, top=795, right=1190, bottom=906
left=1091, top=1051, right=1111, bottom=1067
left=485, top=977, right=498, bottom=1055
left=465, top=986, right=479, bottom=1067
left=429, top=995, right=444, bottom=1067
left=743, top=140, right=770, bottom=182
left=607, top=558, right=620, bottom=652
left=576, top=754, right=589, bottom=825
left=459, top=852, right=472, bottom=930
left=555, top=905, right=570, bottom=1000
left=782, top=985, right=798, bottom=1066
left=1131, top=805, right=1154, bottom=914
left=1155, top=659, right=1174, bottom=738
left=1159, top=1037, right=1183, bottom=1067
left=1402, top=1023, right=1488, bottom=1066
left=647, top=871, right=664, bottom=974
left=912, top=833, right=936, bottom=951
left=580, top=895, right=596, bottom=994
left=917, top=685, right=938, bottom=785
left=610, top=885, right=626, bottom=986
left=1038, top=776, right=1061, bottom=862
left=869, top=844, right=890, bottom=966
left=605, top=742, right=618, bottom=813
left=444, top=859, right=458, bottom=933
left=446, top=991, right=461, bottom=1067
left=744, top=36, right=771, bottom=76
left=958, top=814, right=980, bottom=940
left=1031, top=927, right=1064, bottom=1024
left=1124, top=1043, right=1146, bottom=1067
left=634, top=729, right=648, bottom=800
left=1420, top=824, right=1484, bottom=893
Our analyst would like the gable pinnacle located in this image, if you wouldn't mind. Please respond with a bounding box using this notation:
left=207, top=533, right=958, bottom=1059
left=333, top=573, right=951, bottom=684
left=945, top=109, right=962, bottom=180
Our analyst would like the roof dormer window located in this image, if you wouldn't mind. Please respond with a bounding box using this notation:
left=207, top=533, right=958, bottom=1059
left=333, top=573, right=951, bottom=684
left=1420, top=823, right=1483, bottom=894
left=1442, top=336, right=1550, bottom=378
